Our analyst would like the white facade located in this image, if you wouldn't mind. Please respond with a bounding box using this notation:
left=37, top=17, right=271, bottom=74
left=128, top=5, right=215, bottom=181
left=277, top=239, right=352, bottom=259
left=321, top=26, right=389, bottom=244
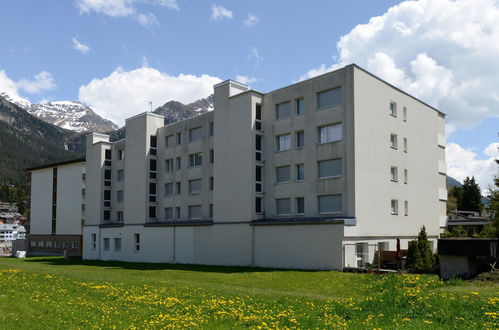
left=78, top=64, right=445, bottom=269
left=27, top=160, right=85, bottom=256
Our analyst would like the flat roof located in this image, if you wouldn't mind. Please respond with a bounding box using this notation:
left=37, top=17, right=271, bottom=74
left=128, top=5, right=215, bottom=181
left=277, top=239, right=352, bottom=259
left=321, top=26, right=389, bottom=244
left=25, top=158, right=86, bottom=172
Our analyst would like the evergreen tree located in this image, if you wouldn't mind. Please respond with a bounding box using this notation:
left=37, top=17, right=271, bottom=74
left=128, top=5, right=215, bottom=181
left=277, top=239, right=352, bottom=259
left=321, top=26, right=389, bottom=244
left=480, top=175, right=499, bottom=238
left=461, top=176, right=483, bottom=212
left=406, top=226, right=436, bottom=272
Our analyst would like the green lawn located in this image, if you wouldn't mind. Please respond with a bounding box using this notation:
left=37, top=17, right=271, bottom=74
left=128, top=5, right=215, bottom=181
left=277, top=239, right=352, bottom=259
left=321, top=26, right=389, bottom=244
left=0, top=257, right=497, bottom=329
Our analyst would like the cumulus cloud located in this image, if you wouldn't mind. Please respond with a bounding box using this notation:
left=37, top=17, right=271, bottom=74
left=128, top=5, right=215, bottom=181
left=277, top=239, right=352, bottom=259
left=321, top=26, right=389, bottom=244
left=78, top=67, right=221, bottom=126
left=211, top=4, right=233, bottom=21
left=446, top=142, right=498, bottom=190
left=17, top=71, right=56, bottom=94
left=235, top=75, right=259, bottom=86
left=76, top=0, right=178, bottom=26
left=300, top=0, right=499, bottom=131
left=72, top=37, right=91, bottom=54
left=244, top=13, right=259, bottom=27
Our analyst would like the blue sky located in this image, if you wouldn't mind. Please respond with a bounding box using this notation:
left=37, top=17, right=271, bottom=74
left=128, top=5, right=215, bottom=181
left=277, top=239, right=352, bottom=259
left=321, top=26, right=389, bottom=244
left=0, top=0, right=497, bottom=188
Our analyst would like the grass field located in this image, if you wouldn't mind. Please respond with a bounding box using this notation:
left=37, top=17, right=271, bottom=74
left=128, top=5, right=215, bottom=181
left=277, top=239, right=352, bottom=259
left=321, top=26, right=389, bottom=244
left=0, top=257, right=497, bottom=329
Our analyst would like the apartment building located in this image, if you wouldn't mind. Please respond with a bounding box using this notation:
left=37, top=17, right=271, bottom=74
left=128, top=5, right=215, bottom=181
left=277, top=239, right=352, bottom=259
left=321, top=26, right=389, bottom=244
left=76, top=64, right=446, bottom=269
left=26, top=159, right=85, bottom=256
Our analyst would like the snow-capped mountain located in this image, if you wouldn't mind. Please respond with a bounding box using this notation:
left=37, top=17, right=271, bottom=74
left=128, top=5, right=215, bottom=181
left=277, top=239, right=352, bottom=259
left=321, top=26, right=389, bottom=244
left=153, top=94, right=214, bottom=124
left=0, top=92, right=32, bottom=110
left=28, top=101, right=118, bottom=133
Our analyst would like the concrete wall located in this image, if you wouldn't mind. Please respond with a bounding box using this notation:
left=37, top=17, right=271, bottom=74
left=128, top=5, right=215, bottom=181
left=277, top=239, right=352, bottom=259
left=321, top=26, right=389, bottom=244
left=56, top=163, right=84, bottom=235
left=352, top=66, right=444, bottom=239
left=261, top=67, right=355, bottom=218
left=29, top=168, right=53, bottom=235
left=254, top=224, right=344, bottom=269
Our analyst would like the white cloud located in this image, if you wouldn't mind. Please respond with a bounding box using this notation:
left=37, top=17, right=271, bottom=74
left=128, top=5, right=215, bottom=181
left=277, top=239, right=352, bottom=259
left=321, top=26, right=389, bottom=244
left=16, top=71, right=56, bottom=94
left=446, top=142, right=498, bottom=190
left=0, top=70, right=31, bottom=106
left=211, top=4, right=233, bottom=21
left=244, top=13, right=259, bottom=27
left=249, top=47, right=263, bottom=67
left=76, top=0, right=179, bottom=26
left=235, top=75, right=259, bottom=86
left=72, top=37, right=91, bottom=54
left=78, top=67, right=221, bottom=126
left=300, top=0, right=499, bottom=131
left=136, top=12, right=159, bottom=27
left=76, top=0, right=135, bottom=17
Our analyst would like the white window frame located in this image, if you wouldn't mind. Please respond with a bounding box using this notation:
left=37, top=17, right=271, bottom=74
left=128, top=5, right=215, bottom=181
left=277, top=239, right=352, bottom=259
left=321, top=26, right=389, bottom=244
left=390, top=166, right=398, bottom=182
left=391, top=200, right=399, bottom=215
left=390, top=101, right=397, bottom=117
left=390, top=134, right=398, bottom=149
left=189, top=153, right=202, bottom=167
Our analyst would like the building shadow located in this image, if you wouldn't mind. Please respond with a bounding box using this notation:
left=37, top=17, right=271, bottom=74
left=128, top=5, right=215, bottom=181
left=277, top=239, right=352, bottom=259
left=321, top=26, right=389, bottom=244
left=23, top=257, right=318, bottom=274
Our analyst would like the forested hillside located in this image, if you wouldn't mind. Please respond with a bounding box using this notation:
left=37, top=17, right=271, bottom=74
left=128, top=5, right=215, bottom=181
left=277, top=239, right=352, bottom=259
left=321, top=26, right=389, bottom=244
left=0, top=96, right=82, bottom=185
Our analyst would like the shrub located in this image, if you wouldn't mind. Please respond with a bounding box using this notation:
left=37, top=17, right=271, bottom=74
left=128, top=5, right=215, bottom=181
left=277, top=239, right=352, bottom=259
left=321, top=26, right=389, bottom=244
left=406, top=226, right=435, bottom=272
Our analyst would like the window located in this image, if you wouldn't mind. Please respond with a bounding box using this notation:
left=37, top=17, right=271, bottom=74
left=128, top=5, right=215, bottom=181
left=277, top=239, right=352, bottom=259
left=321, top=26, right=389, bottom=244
left=209, top=177, right=214, bottom=190
left=276, top=198, right=291, bottom=215
left=296, top=131, right=304, bottom=148
left=256, top=166, right=262, bottom=182
left=296, top=164, right=304, bottom=181
left=189, top=179, right=202, bottom=194
left=296, top=197, right=304, bottom=215
left=318, top=159, right=342, bottom=178
left=114, top=238, right=121, bottom=251
left=165, top=183, right=173, bottom=196
left=30, top=240, right=36, bottom=248
left=276, top=166, right=291, bottom=183
left=296, top=98, right=304, bottom=115
left=256, top=104, right=262, bottom=120
left=46, top=241, right=53, bottom=248
left=256, top=135, right=262, bottom=151
left=134, top=233, right=140, bottom=251
left=276, top=101, right=291, bottom=119
left=165, top=207, right=173, bottom=220
left=318, top=194, right=342, bottom=214
left=318, top=123, right=342, bottom=143
left=390, top=102, right=397, bottom=117
left=403, top=138, right=408, bottom=153
left=105, top=149, right=112, bottom=160
left=209, top=122, right=214, bottom=136
left=209, top=204, right=213, bottom=218
left=165, top=159, right=173, bottom=172
left=103, top=238, right=110, bottom=251
left=256, top=197, right=263, bottom=213
left=390, top=134, right=398, bottom=149
left=117, top=211, right=123, bottom=222
left=189, top=205, right=202, bottom=219
left=390, top=166, right=398, bottom=182
left=150, top=135, right=157, bottom=148
left=150, top=135, right=157, bottom=155
left=149, top=206, right=156, bottom=219
left=404, top=201, right=408, bottom=216
left=317, top=87, right=341, bottom=109
left=176, top=132, right=181, bottom=145
left=276, top=134, right=291, bottom=151
left=391, top=199, right=399, bottom=215
left=104, top=169, right=111, bottom=182
left=209, top=149, right=214, bottom=163
left=149, top=182, right=156, bottom=195
left=176, top=157, right=181, bottom=170
left=117, top=190, right=124, bottom=202
left=117, top=169, right=124, bottom=181
left=91, top=233, right=96, bottom=249
left=104, top=190, right=111, bottom=201
left=165, top=135, right=174, bottom=148
left=118, top=149, right=125, bottom=160
left=176, top=182, right=181, bottom=195
left=189, top=127, right=203, bottom=143
left=175, top=207, right=181, bottom=220
left=403, top=107, right=407, bottom=121
left=404, top=169, right=408, bottom=184
left=150, top=159, right=157, bottom=179
left=189, top=153, right=202, bottom=167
